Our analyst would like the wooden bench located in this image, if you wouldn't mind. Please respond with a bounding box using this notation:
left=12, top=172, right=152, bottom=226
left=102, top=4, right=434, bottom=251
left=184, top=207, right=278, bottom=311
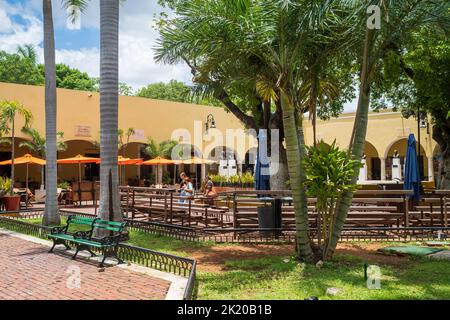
left=48, top=215, right=127, bottom=267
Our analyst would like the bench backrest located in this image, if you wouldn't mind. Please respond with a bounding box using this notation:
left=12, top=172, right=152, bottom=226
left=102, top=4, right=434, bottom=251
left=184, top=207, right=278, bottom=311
left=93, top=219, right=127, bottom=234
left=67, top=215, right=97, bottom=227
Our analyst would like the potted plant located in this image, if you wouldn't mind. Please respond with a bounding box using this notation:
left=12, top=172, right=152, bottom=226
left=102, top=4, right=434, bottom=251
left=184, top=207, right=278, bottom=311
left=0, top=176, right=6, bottom=199
left=0, top=177, right=20, bottom=211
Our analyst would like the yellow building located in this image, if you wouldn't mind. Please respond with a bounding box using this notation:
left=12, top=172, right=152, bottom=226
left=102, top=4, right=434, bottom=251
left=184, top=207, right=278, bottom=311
left=0, top=82, right=257, bottom=186
left=304, top=110, right=440, bottom=184
left=0, top=82, right=442, bottom=189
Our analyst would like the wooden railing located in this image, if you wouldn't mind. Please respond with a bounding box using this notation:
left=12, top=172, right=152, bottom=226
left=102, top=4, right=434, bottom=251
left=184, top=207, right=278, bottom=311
left=118, top=186, right=450, bottom=229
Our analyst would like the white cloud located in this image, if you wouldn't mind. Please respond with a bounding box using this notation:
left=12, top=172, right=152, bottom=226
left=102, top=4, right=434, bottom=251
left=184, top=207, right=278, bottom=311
left=0, top=2, right=42, bottom=53
left=55, top=47, right=100, bottom=77
left=0, top=0, right=191, bottom=90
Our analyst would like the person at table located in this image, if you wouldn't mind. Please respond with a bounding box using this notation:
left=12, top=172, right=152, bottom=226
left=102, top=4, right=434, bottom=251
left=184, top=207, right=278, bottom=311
left=203, top=176, right=218, bottom=206
left=178, top=172, right=187, bottom=188
left=179, top=176, right=194, bottom=203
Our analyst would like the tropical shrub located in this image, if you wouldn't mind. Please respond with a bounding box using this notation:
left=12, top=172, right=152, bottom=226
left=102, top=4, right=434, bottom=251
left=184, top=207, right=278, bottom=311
left=304, top=140, right=361, bottom=260
left=0, top=176, right=12, bottom=195
left=209, top=173, right=254, bottom=187
left=57, top=181, right=70, bottom=190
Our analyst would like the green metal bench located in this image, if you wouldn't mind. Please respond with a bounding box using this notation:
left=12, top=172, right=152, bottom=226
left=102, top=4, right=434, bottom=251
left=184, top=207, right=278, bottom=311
left=48, top=215, right=128, bottom=267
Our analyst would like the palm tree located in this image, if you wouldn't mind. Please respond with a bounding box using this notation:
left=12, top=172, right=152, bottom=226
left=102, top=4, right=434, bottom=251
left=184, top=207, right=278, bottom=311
left=118, top=127, right=135, bottom=184
left=325, top=0, right=450, bottom=259
left=144, top=138, right=178, bottom=184
left=17, top=44, right=39, bottom=65
left=42, top=0, right=89, bottom=226
left=19, top=127, right=67, bottom=187
left=42, top=0, right=60, bottom=226
left=155, top=0, right=363, bottom=261
left=0, top=101, right=33, bottom=195
left=99, top=0, right=121, bottom=223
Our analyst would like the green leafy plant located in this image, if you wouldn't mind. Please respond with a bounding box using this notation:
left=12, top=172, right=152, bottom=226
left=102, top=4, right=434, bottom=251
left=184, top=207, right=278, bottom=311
left=57, top=181, right=70, bottom=189
left=0, top=176, right=12, bottom=195
left=304, top=140, right=362, bottom=259
left=241, top=172, right=255, bottom=185
left=162, top=172, right=172, bottom=185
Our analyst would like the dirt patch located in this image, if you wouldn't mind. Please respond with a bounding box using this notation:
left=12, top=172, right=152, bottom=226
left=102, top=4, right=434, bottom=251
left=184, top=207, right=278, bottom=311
left=187, top=242, right=411, bottom=272
left=336, top=243, right=412, bottom=267
left=186, top=244, right=294, bottom=272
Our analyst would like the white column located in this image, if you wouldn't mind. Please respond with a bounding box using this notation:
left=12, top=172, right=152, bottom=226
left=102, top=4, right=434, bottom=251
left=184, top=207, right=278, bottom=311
left=380, top=157, right=386, bottom=181
left=428, top=156, right=434, bottom=182
left=359, top=158, right=367, bottom=182
left=201, top=163, right=206, bottom=181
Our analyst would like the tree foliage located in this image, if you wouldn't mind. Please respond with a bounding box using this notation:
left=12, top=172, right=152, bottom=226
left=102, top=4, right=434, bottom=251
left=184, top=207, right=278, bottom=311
left=0, top=46, right=44, bottom=85
left=41, top=64, right=97, bottom=91
left=371, top=26, right=450, bottom=188
left=19, top=127, right=67, bottom=158
left=136, top=79, right=221, bottom=105
left=144, top=137, right=178, bottom=158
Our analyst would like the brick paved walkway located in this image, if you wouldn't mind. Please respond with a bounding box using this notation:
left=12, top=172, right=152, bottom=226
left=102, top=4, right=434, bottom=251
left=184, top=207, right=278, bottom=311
left=0, top=233, right=171, bottom=300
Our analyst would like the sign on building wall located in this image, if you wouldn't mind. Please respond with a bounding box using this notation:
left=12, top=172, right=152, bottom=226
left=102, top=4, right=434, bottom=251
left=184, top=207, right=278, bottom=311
left=74, top=125, right=92, bottom=137
left=132, top=129, right=145, bottom=140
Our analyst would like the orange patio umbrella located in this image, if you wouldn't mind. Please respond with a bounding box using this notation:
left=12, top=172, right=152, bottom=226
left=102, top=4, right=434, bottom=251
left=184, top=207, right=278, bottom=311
left=118, top=156, right=143, bottom=165
left=141, top=157, right=176, bottom=185
left=176, top=156, right=216, bottom=165
left=0, top=154, right=46, bottom=190
left=141, top=156, right=176, bottom=165
left=57, top=154, right=100, bottom=183
left=96, top=156, right=143, bottom=165
left=174, top=157, right=217, bottom=188
left=96, top=156, right=143, bottom=185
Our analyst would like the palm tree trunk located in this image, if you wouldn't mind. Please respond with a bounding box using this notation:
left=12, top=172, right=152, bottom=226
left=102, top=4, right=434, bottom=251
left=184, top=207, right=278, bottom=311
left=324, top=29, right=374, bottom=260
left=10, top=117, right=15, bottom=195
left=280, top=90, right=314, bottom=262
left=42, top=0, right=60, bottom=226
left=99, top=0, right=121, bottom=222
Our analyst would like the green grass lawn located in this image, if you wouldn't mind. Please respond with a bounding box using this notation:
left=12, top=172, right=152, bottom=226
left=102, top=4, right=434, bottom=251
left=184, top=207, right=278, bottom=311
left=196, top=254, right=450, bottom=300
left=13, top=217, right=450, bottom=300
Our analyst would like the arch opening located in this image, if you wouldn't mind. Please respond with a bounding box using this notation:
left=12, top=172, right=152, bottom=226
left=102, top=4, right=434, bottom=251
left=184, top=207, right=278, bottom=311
left=384, top=138, right=429, bottom=181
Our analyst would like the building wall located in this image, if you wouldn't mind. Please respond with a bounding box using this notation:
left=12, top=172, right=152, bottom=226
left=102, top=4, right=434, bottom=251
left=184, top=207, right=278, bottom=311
left=0, top=81, right=257, bottom=164
left=0, top=82, right=440, bottom=185
left=304, top=110, right=438, bottom=181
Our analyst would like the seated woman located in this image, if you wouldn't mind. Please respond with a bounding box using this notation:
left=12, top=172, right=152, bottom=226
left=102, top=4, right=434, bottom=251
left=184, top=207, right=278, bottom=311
left=203, top=176, right=218, bottom=206
left=179, top=176, right=194, bottom=204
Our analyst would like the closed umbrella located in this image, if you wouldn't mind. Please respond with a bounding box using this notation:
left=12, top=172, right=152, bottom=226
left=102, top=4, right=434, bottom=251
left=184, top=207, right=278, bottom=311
left=254, top=131, right=270, bottom=191
left=57, top=154, right=100, bottom=183
left=404, top=134, right=421, bottom=202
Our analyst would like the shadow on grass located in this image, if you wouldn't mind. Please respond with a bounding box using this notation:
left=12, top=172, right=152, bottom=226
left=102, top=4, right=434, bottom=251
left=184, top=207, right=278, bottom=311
left=196, top=254, right=450, bottom=300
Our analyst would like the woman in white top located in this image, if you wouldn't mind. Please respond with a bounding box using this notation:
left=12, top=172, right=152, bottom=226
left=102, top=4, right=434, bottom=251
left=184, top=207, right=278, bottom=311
left=180, top=176, right=194, bottom=203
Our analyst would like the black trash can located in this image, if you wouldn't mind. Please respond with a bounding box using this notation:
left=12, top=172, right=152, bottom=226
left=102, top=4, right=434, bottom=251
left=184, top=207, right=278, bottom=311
left=257, top=197, right=282, bottom=236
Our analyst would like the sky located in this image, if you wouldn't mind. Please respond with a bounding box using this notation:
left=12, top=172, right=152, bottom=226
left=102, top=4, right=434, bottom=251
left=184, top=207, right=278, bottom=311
left=0, top=0, right=191, bottom=90
left=0, top=0, right=358, bottom=111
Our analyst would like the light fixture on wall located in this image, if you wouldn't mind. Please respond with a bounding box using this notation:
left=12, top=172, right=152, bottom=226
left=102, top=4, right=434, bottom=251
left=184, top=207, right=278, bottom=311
left=420, top=119, right=427, bottom=129
left=205, top=114, right=216, bottom=132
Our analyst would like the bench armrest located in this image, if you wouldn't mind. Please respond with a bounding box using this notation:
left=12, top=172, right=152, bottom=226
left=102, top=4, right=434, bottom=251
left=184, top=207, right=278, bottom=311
left=73, top=230, right=92, bottom=240
left=51, top=226, right=68, bottom=235
left=98, top=235, right=122, bottom=246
